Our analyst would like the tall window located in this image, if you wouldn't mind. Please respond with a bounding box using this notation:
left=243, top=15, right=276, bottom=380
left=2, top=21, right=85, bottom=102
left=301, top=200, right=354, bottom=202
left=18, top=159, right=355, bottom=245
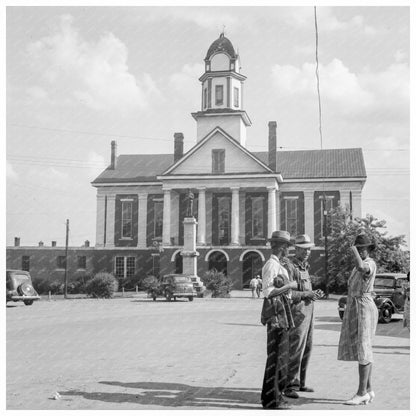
left=251, top=197, right=265, bottom=238
left=212, top=149, right=225, bottom=173
left=21, top=256, right=30, bottom=272
left=215, top=85, right=224, bottom=105
left=57, top=256, right=66, bottom=269
left=218, top=196, right=231, bottom=245
left=121, top=200, right=133, bottom=238
left=233, top=87, right=239, bottom=107
left=285, top=198, right=298, bottom=236
left=77, top=256, right=87, bottom=270
left=115, top=256, right=136, bottom=279
left=153, top=200, right=163, bottom=238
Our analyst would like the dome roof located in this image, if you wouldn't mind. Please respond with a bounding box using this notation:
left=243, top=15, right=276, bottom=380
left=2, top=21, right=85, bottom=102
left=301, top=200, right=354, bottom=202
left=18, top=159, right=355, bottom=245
left=205, top=33, right=237, bottom=60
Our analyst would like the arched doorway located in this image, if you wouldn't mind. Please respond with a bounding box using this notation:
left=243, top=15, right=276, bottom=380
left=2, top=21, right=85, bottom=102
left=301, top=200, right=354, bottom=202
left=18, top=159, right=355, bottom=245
left=208, top=251, right=228, bottom=275
left=242, top=251, right=263, bottom=288
left=174, top=252, right=183, bottom=274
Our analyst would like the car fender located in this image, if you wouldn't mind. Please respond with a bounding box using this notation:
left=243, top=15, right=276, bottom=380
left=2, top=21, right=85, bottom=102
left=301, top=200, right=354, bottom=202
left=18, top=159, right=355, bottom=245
left=374, top=296, right=395, bottom=311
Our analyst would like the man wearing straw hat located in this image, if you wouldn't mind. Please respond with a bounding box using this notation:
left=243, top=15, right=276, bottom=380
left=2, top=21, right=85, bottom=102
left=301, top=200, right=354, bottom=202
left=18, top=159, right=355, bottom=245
left=260, top=230, right=298, bottom=409
left=283, top=234, right=322, bottom=399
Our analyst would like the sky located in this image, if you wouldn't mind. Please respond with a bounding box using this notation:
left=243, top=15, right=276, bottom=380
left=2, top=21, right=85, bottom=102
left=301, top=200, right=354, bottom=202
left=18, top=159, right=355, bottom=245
left=5, top=4, right=412, bottom=248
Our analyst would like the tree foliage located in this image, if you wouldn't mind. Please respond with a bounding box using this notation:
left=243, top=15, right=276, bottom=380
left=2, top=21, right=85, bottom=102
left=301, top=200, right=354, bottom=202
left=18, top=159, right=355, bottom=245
left=326, top=206, right=409, bottom=293
left=202, top=269, right=233, bottom=298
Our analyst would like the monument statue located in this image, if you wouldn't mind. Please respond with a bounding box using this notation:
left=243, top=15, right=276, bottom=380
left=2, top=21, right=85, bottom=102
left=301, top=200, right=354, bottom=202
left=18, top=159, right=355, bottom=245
left=186, top=189, right=194, bottom=218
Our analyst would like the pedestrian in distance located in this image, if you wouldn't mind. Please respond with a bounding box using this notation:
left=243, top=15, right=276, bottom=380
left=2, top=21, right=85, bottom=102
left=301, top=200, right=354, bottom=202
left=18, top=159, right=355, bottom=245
left=403, top=271, right=410, bottom=331
left=256, top=275, right=262, bottom=298
left=249, top=275, right=258, bottom=298
left=282, top=234, right=323, bottom=399
left=337, top=234, right=378, bottom=405
left=260, top=230, right=298, bottom=410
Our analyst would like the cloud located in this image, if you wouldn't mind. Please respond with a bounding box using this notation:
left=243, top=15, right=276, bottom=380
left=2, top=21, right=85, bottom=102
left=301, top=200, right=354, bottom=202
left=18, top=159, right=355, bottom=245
left=279, top=7, right=377, bottom=34
left=271, top=59, right=409, bottom=120
left=169, top=63, right=204, bottom=102
left=26, top=14, right=159, bottom=113
left=6, top=161, right=19, bottom=181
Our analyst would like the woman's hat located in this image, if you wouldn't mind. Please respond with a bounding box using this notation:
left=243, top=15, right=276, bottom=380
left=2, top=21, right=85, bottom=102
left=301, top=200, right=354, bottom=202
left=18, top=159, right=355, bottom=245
left=353, top=234, right=375, bottom=250
left=268, top=230, right=293, bottom=245
left=294, top=234, right=315, bottom=248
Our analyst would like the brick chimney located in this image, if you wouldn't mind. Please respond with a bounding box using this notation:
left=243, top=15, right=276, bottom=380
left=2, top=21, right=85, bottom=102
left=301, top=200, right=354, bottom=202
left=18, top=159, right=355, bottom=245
left=51, top=241, right=57, bottom=247
left=14, top=237, right=20, bottom=247
left=268, top=121, right=277, bottom=171
left=84, top=240, right=90, bottom=247
left=38, top=241, right=44, bottom=247
left=110, top=140, right=117, bottom=169
left=174, top=133, right=184, bottom=163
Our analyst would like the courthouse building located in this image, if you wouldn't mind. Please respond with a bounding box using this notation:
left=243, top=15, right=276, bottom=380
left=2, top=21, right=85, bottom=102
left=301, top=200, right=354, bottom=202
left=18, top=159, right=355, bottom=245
left=7, top=34, right=367, bottom=289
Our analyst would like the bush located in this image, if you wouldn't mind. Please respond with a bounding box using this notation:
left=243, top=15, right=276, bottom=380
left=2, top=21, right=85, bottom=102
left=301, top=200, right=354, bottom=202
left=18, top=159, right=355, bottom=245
left=67, top=271, right=93, bottom=294
left=310, top=275, right=326, bottom=292
left=85, top=272, right=118, bottom=298
left=32, top=278, right=64, bottom=295
left=122, top=272, right=147, bottom=291
left=202, top=269, right=233, bottom=298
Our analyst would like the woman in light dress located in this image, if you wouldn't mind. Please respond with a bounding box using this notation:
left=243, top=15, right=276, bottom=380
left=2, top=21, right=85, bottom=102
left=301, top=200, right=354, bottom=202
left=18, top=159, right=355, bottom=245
left=337, top=234, right=378, bottom=406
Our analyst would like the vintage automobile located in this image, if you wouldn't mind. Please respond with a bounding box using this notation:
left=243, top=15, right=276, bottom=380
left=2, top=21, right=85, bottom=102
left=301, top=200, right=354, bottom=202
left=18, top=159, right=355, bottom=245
left=338, top=273, right=408, bottom=323
left=6, top=269, right=41, bottom=306
left=148, top=274, right=197, bottom=302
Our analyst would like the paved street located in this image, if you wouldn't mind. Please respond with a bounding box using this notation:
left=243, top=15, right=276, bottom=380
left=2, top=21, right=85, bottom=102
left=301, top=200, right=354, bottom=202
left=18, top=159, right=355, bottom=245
left=6, top=291, right=410, bottom=410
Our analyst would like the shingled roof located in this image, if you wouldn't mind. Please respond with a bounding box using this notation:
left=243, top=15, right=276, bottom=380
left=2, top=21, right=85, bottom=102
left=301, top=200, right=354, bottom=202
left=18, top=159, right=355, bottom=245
left=91, top=148, right=366, bottom=184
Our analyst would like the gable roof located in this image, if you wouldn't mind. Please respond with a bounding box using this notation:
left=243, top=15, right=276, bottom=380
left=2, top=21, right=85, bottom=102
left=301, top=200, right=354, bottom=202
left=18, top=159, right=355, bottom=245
left=162, top=126, right=273, bottom=176
left=92, top=147, right=366, bottom=185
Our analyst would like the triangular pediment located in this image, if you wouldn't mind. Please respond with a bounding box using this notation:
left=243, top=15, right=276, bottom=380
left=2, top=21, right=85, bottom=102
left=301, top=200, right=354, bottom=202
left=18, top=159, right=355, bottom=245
left=162, top=127, right=273, bottom=176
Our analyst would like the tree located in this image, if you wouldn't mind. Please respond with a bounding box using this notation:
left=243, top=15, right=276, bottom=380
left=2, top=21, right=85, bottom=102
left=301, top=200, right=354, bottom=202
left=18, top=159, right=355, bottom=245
left=326, top=205, right=409, bottom=294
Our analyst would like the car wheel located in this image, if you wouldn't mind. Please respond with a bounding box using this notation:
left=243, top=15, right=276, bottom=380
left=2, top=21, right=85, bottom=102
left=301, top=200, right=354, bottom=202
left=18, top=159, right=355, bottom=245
left=379, top=305, right=392, bottom=323
left=338, top=311, right=344, bottom=320
left=188, top=296, right=194, bottom=302
left=24, top=300, right=34, bottom=306
left=165, top=292, right=172, bottom=302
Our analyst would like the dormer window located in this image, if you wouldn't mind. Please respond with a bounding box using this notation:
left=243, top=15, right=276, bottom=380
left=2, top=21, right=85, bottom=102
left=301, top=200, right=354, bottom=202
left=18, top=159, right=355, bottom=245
left=215, top=85, right=224, bottom=106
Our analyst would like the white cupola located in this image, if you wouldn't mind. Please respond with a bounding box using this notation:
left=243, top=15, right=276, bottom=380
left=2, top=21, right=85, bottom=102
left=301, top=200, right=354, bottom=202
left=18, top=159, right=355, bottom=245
left=192, top=33, right=251, bottom=146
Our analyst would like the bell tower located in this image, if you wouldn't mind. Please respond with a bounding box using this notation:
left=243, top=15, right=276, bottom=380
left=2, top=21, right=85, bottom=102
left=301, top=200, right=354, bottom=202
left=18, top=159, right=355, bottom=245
left=192, top=33, right=251, bottom=146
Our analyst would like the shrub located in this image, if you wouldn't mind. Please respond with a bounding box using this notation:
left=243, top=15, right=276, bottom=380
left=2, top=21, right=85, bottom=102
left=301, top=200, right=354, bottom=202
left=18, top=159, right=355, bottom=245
left=67, top=271, right=93, bottom=294
left=202, top=269, right=233, bottom=298
left=310, top=274, right=326, bottom=292
left=85, top=272, right=118, bottom=298
left=122, top=272, right=147, bottom=291
left=32, top=278, right=64, bottom=295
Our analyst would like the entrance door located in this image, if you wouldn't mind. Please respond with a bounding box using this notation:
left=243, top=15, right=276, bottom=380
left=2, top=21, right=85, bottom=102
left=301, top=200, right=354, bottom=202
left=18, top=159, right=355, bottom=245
left=242, top=252, right=263, bottom=288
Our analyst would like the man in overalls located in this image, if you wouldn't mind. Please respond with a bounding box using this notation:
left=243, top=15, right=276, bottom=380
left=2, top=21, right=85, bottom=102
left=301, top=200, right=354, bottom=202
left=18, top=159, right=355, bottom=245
left=283, top=234, right=321, bottom=398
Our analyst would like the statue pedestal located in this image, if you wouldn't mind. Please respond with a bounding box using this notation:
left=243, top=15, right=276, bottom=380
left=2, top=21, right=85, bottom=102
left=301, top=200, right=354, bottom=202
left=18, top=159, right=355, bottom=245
left=182, top=217, right=205, bottom=296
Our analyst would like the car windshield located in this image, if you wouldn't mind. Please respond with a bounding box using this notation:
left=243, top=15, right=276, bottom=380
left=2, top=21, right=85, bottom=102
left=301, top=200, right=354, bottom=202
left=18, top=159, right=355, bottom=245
left=173, top=277, right=191, bottom=283
left=374, top=277, right=395, bottom=288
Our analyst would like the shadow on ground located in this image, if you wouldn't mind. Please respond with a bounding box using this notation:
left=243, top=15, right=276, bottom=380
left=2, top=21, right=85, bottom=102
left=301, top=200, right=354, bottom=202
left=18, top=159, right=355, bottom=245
left=60, top=381, right=262, bottom=409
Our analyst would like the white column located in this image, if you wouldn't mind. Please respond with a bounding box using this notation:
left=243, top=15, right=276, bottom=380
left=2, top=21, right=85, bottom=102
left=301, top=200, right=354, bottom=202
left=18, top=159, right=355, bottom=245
left=95, top=194, right=106, bottom=247
left=197, top=187, right=206, bottom=245
left=137, top=192, right=147, bottom=248
left=267, top=186, right=277, bottom=238
left=231, top=187, right=240, bottom=245
left=351, top=190, right=362, bottom=219
left=339, top=189, right=351, bottom=213
left=106, top=195, right=116, bottom=248
left=162, top=188, right=171, bottom=246
left=304, top=190, right=315, bottom=243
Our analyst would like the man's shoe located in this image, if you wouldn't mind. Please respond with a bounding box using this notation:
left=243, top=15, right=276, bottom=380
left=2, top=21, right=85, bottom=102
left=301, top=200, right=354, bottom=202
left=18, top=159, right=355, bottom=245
left=276, top=402, right=292, bottom=409
left=299, top=386, right=314, bottom=392
left=284, top=388, right=299, bottom=399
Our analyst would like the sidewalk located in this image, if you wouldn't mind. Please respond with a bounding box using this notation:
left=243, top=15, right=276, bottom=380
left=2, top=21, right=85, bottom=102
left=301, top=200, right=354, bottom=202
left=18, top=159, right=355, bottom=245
left=6, top=293, right=410, bottom=410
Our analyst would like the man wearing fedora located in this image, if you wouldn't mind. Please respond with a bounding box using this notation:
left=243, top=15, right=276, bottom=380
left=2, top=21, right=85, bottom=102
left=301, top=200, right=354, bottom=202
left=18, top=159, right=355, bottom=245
left=282, top=234, right=322, bottom=399
left=260, top=230, right=298, bottom=410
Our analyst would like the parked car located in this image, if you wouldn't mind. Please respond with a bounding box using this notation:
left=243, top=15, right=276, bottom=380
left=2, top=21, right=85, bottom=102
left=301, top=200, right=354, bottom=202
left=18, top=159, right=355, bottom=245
left=6, top=269, right=41, bottom=306
left=338, top=273, right=407, bottom=323
left=148, top=274, right=197, bottom=302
